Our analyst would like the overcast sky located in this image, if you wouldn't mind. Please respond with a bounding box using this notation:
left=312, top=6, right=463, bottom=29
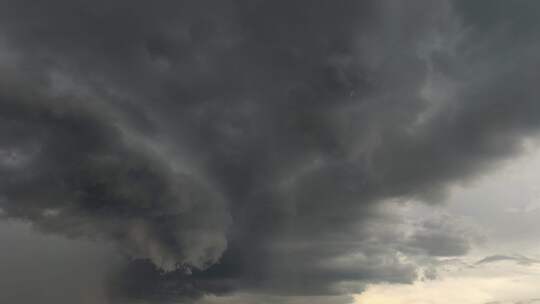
left=1, top=1, right=540, bottom=303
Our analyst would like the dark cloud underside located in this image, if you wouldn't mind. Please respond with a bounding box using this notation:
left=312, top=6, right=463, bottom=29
left=0, top=1, right=540, bottom=303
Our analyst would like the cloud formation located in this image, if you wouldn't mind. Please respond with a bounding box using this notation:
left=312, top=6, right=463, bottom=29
left=1, top=0, right=540, bottom=303
left=476, top=255, right=540, bottom=266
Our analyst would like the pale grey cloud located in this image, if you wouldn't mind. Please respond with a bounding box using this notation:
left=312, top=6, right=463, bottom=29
left=476, top=255, right=540, bottom=266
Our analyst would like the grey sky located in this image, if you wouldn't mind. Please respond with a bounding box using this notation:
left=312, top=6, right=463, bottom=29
left=1, top=1, right=540, bottom=303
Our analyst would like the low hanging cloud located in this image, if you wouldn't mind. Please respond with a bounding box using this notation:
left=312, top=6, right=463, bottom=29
left=1, top=0, right=540, bottom=303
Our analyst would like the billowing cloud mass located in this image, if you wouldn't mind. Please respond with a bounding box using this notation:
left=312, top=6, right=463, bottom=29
left=0, top=0, right=540, bottom=303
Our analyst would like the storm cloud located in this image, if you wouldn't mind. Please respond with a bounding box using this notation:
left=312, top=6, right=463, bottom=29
left=1, top=0, right=540, bottom=303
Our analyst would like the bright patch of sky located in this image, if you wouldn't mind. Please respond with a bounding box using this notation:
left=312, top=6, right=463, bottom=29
left=356, top=140, right=540, bottom=304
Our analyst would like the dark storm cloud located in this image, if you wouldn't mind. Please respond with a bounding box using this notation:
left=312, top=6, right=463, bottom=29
left=0, top=85, right=231, bottom=271
left=402, top=217, right=472, bottom=257
left=1, top=0, right=540, bottom=303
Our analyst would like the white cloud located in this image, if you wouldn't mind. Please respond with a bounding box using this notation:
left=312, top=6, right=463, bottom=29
left=355, top=141, right=540, bottom=304
left=355, top=259, right=540, bottom=304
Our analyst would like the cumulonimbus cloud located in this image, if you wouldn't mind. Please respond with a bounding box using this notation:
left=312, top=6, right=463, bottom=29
left=1, top=0, right=540, bottom=303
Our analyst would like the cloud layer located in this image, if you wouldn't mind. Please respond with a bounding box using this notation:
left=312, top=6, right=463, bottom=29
left=1, top=0, right=540, bottom=303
